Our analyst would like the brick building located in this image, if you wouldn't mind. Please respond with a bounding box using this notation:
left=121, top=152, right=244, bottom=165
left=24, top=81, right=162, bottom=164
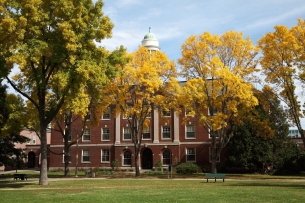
left=48, top=29, right=223, bottom=170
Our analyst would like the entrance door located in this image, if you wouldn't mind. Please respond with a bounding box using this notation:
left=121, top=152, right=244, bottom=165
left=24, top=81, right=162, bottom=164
left=28, top=152, right=35, bottom=168
left=142, top=148, right=153, bottom=169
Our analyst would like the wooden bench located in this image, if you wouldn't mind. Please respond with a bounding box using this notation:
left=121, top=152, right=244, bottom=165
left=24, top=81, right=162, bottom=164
left=205, top=173, right=225, bottom=182
left=14, top=174, right=27, bottom=180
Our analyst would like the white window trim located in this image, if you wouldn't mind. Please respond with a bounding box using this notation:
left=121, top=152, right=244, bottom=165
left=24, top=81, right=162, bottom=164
left=82, top=129, right=91, bottom=142
left=123, top=127, right=131, bottom=140
left=123, top=151, right=132, bottom=166
left=142, top=127, right=151, bottom=140
left=101, top=149, right=110, bottom=163
left=101, top=127, right=110, bottom=141
left=102, top=107, right=111, bottom=120
left=27, top=134, right=31, bottom=144
left=82, top=150, right=90, bottom=163
left=62, top=150, right=71, bottom=163
left=162, top=125, right=171, bottom=139
left=185, top=125, right=195, bottom=139
left=186, top=148, right=196, bottom=162
left=32, top=134, right=36, bottom=144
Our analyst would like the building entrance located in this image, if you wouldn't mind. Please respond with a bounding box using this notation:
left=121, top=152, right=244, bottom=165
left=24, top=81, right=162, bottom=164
left=141, top=148, right=153, bottom=169
left=28, top=151, right=35, bottom=168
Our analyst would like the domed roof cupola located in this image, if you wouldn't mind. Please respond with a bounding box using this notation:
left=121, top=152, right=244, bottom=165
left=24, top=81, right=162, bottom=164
left=142, top=27, right=160, bottom=51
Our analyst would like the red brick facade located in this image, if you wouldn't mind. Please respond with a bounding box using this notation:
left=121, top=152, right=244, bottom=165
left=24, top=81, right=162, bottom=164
left=49, top=107, right=224, bottom=170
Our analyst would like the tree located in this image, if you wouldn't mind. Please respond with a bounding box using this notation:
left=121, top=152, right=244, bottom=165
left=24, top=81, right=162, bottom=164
left=226, top=86, right=294, bottom=174
left=258, top=18, right=305, bottom=148
left=178, top=31, right=258, bottom=173
left=0, top=84, right=29, bottom=170
left=52, top=46, right=128, bottom=177
left=101, top=46, right=179, bottom=176
left=1, top=0, right=114, bottom=185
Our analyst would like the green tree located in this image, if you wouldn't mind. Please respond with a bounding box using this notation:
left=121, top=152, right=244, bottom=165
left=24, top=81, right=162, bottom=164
left=1, top=0, right=114, bottom=185
left=0, top=84, right=29, bottom=170
left=227, top=86, right=294, bottom=173
left=258, top=18, right=305, bottom=148
left=178, top=31, right=258, bottom=173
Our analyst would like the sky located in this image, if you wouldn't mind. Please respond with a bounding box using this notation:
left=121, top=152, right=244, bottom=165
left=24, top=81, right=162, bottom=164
left=101, top=0, right=305, bottom=62
left=100, top=0, right=305, bottom=129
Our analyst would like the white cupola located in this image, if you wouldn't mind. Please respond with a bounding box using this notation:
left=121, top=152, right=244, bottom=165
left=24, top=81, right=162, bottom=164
left=141, top=27, right=160, bottom=51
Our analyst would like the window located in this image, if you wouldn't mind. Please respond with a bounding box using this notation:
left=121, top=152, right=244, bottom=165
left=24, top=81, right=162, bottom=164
left=32, top=135, right=36, bottom=144
left=27, top=134, right=31, bottom=144
left=162, top=110, right=171, bottom=117
left=208, top=107, right=217, bottom=116
left=186, top=148, right=196, bottom=162
left=162, top=150, right=171, bottom=165
left=162, top=126, right=170, bottom=139
left=102, top=107, right=111, bottom=120
left=142, top=127, right=150, bottom=139
left=82, top=150, right=90, bottom=162
left=62, top=150, right=71, bottom=163
left=208, top=127, right=219, bottom=138
left=64, top=129, right=72, bottom=142
left=123, top=127, right=131, bottom=140
left=123, top=151, right=132, bottom=166
left=186, top=125, right=195, bottom=138
left=102, top=128, right=110, bottom=140
left=209, top=147, right=220, bottom=162
left=101, top=149, right=110, bottom=162
left=83, top=129, right=91, bottom=141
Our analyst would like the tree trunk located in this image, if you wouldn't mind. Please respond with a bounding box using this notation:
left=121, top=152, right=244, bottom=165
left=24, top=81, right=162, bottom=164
left=64, top=142, right=70, bottom=177
left=135, top=146, right=140, bottom=177
left=39, top=126, right=48, bottom=185
left=211, top=132, right=217, bottom=174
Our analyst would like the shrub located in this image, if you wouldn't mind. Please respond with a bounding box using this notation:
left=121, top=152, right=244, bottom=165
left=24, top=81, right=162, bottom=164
left=175, top=162, right=200, bottom=174
left=111, top=159, right=119, bottom=171
left=154, top=160, right=163, bottom=171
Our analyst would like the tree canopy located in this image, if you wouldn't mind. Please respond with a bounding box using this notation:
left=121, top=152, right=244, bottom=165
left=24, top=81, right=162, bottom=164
left=178, top=31, right=258, bottom=173
left=0, top=0, right=114, bottom=185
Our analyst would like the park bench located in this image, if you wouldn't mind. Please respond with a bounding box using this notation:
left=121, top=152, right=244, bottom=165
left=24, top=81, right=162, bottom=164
left=13, top=174, right=27, bottom=180
left=205, top=173, right=225, bottom=182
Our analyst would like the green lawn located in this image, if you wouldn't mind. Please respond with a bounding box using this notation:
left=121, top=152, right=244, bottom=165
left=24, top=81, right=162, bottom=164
left=0, top=176, right=305, bottom=203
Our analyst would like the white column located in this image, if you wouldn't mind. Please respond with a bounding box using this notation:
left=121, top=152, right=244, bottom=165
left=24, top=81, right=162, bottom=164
left=173, top=111, right=179, bottom=143
left=115, top=114, right=120, bottom=144
left=153, top=107, right=159, bottom=143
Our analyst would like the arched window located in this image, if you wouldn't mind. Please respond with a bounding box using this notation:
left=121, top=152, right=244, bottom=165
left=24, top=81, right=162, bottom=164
left=162, top=150, right=171, bottom=165
left=123, top=151, right=132, bottom=166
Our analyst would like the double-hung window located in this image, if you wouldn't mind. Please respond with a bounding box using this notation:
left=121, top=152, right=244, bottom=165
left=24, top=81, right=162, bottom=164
left=101, top=149, right=110, bottom=162
left=186, top=125, right=195, bottom=138
left=82, top=150, right=90, bottom=162
left=123, top=151, right=131, bottom=166
left=186, top=148, right=196, bottom=162
left=83, top=129, right=90, bottom=141
left=102, top=128, right=110, bottom=140
left=123, top=127, right=131, bottom=140
left=162, top=126, right=170, bottom=139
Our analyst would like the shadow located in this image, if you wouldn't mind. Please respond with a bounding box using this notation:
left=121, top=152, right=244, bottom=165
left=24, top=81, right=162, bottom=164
left=223, top=181, right=305, bottom=189
left=0, top=181, right=37, bottom=189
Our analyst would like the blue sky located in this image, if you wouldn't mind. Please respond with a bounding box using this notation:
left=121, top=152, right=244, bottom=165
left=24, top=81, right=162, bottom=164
left=101, top=0, right=305, bottom=62
left=101, top=0, right=305, bottom=129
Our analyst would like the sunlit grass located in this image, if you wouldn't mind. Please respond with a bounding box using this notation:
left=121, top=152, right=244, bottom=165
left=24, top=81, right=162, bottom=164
left=1, top=178, right=305, bottom=203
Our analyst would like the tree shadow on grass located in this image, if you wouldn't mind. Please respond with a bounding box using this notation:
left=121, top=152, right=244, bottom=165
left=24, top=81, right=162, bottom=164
left=0, top=181, right=37, bottom=189
left=224, top=181, right=305, bottom=189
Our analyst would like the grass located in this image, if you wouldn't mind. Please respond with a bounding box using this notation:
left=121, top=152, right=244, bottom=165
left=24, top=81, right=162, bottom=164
left=0, top=172, right=305, bottom=203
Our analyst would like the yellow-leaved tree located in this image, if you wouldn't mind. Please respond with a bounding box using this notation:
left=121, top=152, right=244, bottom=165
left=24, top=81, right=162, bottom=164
left=258, top=18, right=305, bottom=148
left=101, top=46, right=180, bottom=176
left=178, top=31, right=258, bottom=173
left=1, top=0, right=114, bottom=185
